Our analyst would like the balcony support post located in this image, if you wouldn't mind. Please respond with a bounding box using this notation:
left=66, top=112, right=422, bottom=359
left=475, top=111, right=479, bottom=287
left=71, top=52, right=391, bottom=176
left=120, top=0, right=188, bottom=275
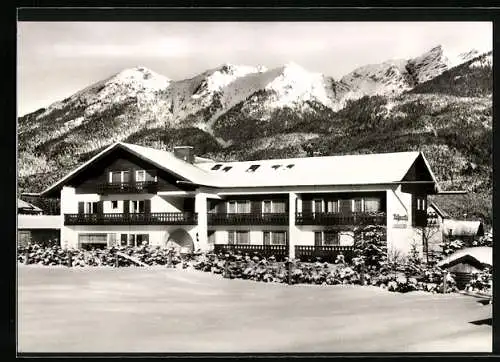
left=195, top=193, right=209, bottom=252
left=288, top=192, right=298, bottom=260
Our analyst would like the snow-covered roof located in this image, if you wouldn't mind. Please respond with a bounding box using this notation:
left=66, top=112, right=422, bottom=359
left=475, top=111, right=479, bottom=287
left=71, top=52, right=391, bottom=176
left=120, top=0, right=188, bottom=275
left=437, top=247, right=492, bottom=268
left=442, top=219, right=484, bottom=237
left=41, top=142, right=439, bottom=195
left=196, top=151, right=436, bottom=188
left=18, top=199, right=43, bottom=213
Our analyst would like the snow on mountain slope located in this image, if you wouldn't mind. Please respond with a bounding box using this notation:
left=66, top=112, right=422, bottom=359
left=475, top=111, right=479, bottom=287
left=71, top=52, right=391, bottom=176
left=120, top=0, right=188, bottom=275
left=340, top=58, right=412, bottom=97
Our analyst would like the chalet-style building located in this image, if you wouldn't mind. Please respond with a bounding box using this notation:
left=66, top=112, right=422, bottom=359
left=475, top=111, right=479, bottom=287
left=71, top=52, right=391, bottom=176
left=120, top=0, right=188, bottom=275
left=17, top=199, right=60, bottom=247
left=39, top=142, right=441, bottom=259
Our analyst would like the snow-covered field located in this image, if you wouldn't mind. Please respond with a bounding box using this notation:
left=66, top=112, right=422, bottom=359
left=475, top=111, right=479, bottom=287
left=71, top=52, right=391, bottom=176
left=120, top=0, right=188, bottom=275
left=17, top=265, right=491, bottom=353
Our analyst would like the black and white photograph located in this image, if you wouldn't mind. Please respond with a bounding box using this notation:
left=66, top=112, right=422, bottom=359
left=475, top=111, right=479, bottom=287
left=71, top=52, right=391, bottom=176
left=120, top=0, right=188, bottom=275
left=17, top=13, right=493, bottom=354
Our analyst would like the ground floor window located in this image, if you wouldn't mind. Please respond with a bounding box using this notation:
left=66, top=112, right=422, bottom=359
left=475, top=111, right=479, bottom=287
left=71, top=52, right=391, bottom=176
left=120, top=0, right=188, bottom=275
left=263, top=231, right=287, bottom=245
left=228, top=230, right=249, bottom=245
left=120, top=233, right=149, bottom=247
left=314, top=231, right=340, bottom=246
left=79, top=233, right=107, bottom=250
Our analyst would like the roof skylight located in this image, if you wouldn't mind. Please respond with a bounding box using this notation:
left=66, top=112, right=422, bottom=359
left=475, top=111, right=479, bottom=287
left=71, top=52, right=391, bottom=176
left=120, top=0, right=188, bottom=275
left=271, top=165, right=281, bottom=170
left=211, top=164, right=223, bottom=170
left=223, top=166, right=233, bottom=172
left=286, top=164, right=295, bottom=169
left=246, top=165, right=260, bottom=172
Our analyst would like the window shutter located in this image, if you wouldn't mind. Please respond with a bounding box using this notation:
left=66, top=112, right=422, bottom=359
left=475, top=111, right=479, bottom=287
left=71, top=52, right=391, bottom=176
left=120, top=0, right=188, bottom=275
left=215, top=200, right=225, bottom=214
left=123, top=200, right=129, bottom=214
left=302, top=199, right=312, bottom=214
left=314, top=232, right=322, bottom=246
left=78, top=202, right=84, bottom=214
left=97, top=201, right=103, bottom=215
left=340, top=199, right=351, bottom=214
left=251, top=200, right=261, bottom=214
left=128, top=168, right=134, bottom=184
left=263, top=231, right=270, bottom=246
left=144, top=199, right=151, bottom=214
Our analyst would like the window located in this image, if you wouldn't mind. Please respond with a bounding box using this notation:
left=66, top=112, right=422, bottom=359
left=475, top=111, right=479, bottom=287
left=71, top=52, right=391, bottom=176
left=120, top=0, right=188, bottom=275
left=227, top=200, right=250, bottom=214
left=131, top=200, right=145, bottom=213
left=263, top=231, right=287, bottom=245
left=364, top=198, right=381, bottom=212
left=110, top=171, right=121, bottom=183
left=111, top=200, right=119, bottom=210
left=326, top=200, right=339, bottom=213
left=136, top=170, right=146, bottom=182
left=211, top=164, right=222, bottom=170
left=246, top=165, right=260, bottom=172
left=108, top=233, right=117, bottom=247
left=263, top=200, right=272, bottom=214
left=228, top=231, right=249, bottom=245
left=222, top=166, right=232, bottom=172
left=120, top=234, right=128, bottom=246
left=313, top=199, right=323, bottom=213
left=272, top=231, right=286, bottom=245
left=120, top=233, right=149, bottom=247
left=416, top=196, right=426, bottom=211
left=79, top=234, right=107, bottom=250
left=109, top=170, right=130, bottom=183
left=85, top=202, right=98, bottom=214
left=262, top=200, right=286, bottom=213
left=313, top=231, right=339, bottom=246
left=352, top=198, right=363, bottom=212
left=323, top=231, right=339, bottom=246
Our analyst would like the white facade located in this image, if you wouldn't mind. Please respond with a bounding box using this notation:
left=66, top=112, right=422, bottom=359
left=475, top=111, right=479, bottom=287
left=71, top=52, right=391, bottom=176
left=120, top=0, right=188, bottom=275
left=45, top=143, right=438, bottom=258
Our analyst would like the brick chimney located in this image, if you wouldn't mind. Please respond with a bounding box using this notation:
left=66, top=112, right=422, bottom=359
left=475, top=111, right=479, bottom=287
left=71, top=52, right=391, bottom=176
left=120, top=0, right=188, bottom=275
left=173, top=146, right=195, bottom=164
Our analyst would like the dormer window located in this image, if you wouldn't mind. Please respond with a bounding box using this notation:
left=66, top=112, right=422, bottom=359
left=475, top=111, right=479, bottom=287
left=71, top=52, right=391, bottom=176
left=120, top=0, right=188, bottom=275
left=211, top=164, right=223, bottom=170
left=246, top=165, right=260, bottom=172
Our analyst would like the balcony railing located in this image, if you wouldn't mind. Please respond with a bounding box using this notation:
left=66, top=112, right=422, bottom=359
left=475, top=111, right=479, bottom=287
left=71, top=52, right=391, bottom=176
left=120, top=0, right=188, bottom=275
left=295, top=212, right=386, bottom=226
left=64, top=212, right=197, bottom=225
left=213, top=244, right=289, bottom=260
left=212, top=244, right=354, bottom=263
left=97, top=181, right=158, bottom=194
left=295, top=245, right=355, bottom=263
left=207, top=213, right=289, bottom=225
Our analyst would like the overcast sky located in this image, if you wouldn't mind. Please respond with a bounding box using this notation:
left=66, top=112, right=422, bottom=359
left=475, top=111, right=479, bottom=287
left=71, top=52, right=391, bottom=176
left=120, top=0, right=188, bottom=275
left=18, top=21, right=492, bottom=116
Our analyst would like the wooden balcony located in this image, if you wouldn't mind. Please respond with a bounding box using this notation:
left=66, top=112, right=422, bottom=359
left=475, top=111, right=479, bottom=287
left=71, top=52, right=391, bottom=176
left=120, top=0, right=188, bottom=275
left=295, top=245, right=355, bottom=263
left=207, top=213, right=289, bottom=225
left=64, top=212, right=197, bottom=225
left=97, top=181, right=158, bottom=195
left=213, top=244, right=288, bottom=260
left=295, top=212, right=386, bottom=226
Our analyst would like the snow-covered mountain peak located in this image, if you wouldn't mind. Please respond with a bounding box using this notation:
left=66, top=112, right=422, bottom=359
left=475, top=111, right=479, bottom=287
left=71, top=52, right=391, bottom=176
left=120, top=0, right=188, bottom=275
left=108, top=66, right=171, bottom=91
left=262, top=62, right=336, bottom=109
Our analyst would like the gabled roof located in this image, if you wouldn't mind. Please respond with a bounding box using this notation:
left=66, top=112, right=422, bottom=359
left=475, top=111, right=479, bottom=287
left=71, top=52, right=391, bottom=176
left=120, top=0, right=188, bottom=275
left=40, top=142, right=218, bottom=197
left=18, top=199, right=43, bottom=213
left=40, top=142, right=440, bottom=195
left=438, top=246, right=492, bottom=268
left=427, top=201, right=449, bottom=218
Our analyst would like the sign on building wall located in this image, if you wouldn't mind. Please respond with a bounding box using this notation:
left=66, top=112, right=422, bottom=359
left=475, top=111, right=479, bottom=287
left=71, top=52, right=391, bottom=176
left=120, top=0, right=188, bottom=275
left=393, top=213, right=408, bottom=228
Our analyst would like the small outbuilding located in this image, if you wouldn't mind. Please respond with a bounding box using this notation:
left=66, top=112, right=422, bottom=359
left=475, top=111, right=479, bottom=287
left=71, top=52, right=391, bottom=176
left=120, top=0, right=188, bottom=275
left=437, top=247, right=492, bottom=289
